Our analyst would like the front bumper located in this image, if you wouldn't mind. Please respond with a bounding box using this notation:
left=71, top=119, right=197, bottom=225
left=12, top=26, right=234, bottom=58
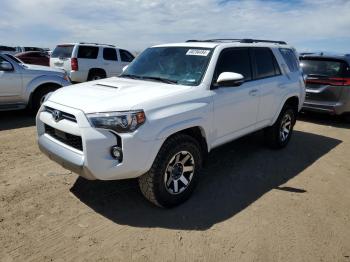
left=36, top=101, right=164, bottom=180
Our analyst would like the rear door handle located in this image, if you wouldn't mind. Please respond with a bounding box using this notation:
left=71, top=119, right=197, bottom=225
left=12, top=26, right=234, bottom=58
left=249, top=89, right=258, bottom=96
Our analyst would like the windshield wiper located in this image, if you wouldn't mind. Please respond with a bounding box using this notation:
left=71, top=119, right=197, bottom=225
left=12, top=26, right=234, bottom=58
left=141, top=76, right=178, bottom=84
left=119, top=74, right=142, bottom=80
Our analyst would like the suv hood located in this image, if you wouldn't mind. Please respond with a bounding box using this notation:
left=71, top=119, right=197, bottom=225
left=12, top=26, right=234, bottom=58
left=25, top=64, right=65, bottom=74
left=48, top=77, right=193, bottom=113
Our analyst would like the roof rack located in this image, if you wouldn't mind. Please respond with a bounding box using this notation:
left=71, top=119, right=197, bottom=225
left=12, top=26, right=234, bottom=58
left=79, top=42, right=115, bottom=47
left=186, top=38, right=287, bottom=45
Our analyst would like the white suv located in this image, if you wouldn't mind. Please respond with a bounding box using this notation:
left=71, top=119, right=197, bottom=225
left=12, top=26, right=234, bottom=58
left=37, top=39, right=305, bottom=207
left=50, top=43, right=135, bottom=83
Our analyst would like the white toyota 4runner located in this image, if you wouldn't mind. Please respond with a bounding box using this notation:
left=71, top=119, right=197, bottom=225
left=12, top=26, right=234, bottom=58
left=37, top=39, right=305, bottom=207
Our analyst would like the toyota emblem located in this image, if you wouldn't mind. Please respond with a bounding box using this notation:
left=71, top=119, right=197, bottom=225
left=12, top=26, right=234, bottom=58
left=52, top=110, right=62, bottom=122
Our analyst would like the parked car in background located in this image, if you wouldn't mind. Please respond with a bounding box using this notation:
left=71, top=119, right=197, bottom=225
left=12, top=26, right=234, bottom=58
left=0, top=53, right=70, bottom=112
left=300, top=53, right=350, bottom=121
left=37, top=39, right=305, bottom=207
left=0, top=45, right=17, bottom=55
left=50, top=43, right=135, bottom=82
left=15, top=46, right=47, bottom=53
left=15, top=51, right=50, bottom=66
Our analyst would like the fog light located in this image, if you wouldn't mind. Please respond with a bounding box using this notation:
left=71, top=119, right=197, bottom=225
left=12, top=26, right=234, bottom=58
left=111, top=146, right=123, bottom=161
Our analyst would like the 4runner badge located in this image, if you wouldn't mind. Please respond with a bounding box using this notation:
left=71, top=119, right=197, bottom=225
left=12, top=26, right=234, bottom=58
left=52, top=110, right=62, bottom=122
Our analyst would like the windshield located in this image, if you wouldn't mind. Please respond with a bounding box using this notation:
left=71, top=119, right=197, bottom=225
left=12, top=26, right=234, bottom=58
left=51, top=45, right=74, bottom=58
left=120, top=47, right=213, bottom=86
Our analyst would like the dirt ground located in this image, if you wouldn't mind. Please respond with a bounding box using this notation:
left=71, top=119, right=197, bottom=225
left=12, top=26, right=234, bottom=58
left=0, top=111, right=349, bottom=262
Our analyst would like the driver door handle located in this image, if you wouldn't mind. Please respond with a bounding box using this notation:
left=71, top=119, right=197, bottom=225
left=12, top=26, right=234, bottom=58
left=249, top=89, right=258, bottom=96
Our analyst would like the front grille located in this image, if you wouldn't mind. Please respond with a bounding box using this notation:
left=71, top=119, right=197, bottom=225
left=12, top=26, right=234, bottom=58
left=44, top=106, right=77, bottom=123
left=45, top=124, right=83, bottom=151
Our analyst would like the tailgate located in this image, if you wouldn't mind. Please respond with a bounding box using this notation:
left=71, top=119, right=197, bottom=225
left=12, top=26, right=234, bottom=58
left=50, top=45, right=74, bottom=72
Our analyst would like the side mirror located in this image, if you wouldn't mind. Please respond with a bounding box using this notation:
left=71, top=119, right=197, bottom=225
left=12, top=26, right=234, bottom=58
left=122, top=65, right=128, bottom=72
left=215, top=72, right=244, bottom=87
left=0, top=61, right=13, bottom=71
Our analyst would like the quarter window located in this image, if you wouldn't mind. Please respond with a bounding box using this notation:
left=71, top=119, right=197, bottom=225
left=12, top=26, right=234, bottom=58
left=120, top=49, right=135, bottom=62
left=215, top=48, right=252, bottom=81
left=77, top=46, right=99, bottom=59
left=252, top=48, right=279, bottom=79
left=103, top=48, right=118, bottom=61
left=279, top=48, right=299, bottom=72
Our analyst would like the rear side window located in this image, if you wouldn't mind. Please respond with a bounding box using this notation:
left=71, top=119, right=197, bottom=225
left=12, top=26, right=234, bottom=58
left=51, top=45, right=74, bottom=58
left=300, top=58, right=348, bottom=77
left=215, top=48, right=252, bottom=81
left=77, top=46, right=99, bottom=59
left=280, top=48, right=299, bottom=72
left=103, top=48, right=118, bottom=61
left=120, top=49, right=135, bottom=62
left=252, top=48, right=279, bottom=79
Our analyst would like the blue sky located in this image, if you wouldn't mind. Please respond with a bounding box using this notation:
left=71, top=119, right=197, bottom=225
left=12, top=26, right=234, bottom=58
left=0, top=0, right=349, bottom=53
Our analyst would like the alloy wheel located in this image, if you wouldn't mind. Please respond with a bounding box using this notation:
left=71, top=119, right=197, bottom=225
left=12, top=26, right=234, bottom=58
left=164, top=151, right=195, bottom=195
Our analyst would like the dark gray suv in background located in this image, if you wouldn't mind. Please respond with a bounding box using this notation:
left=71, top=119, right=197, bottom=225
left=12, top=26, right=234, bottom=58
left=300, top=53, right=350, bottom=121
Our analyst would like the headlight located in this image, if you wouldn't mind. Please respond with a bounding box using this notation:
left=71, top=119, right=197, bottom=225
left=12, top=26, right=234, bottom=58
left=86, top=110, right=146, bottom=133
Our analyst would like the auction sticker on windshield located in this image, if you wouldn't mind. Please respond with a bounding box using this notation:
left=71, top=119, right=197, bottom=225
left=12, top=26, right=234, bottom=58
left=186, top=49, right=210, bottom=56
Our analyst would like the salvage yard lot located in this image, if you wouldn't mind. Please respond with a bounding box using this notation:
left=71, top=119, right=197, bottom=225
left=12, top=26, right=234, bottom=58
left=0, top=111, right=350, bottom=262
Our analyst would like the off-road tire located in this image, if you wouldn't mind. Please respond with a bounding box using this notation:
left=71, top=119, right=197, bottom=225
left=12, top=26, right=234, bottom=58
left=264, top=105, right=296, bottom=149
left=138, top=134, right=203, bottom=208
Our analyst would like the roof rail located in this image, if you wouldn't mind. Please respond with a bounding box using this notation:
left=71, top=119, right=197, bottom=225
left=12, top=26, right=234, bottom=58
left=186, top=38, right=287, bottom=45
left=79, top=42, right=115, bottom=47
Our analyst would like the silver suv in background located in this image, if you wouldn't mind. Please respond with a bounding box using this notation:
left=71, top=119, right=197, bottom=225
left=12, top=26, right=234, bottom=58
left=0, top=53, right=70, bottom=112
left=50, top=43, right=135, bottom=83
left=300, top=53, right=350, bottom=121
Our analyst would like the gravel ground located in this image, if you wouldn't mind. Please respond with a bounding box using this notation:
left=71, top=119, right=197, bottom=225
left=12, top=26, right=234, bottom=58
left=0, top=111, right=349, bottom=262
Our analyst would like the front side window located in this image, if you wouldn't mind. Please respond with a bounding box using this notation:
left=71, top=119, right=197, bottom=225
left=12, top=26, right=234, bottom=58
left=214, top=48, right=252, bottom=81
left=77, top=46, right=99, bottom=59
left=253, top=48, right=279, bottom=79
left=103, top=48, right=118, bottom=61
left=280, top=48, right=299, bottom=72
left=120, top=49, right=134, bottom=62
left=121, top=47, right=213, bottom=86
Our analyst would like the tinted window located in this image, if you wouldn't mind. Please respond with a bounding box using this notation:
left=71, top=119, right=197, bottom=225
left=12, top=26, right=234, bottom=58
left=280, top=48, right=299, bottom=72
left=103, top=48, right=118, bottom=61
left=215, top=48, right=252, bottom=81
left=253, top=48, right=279, bottom=79
left=0, top=46, right=16, bottom=52
left=300, top=58, right=348, bottom=77
left=51, top=45, right=74, bottom=58
left=120, top=49, right=134, bottom=62
left=77, top=46, right=99, bottom=59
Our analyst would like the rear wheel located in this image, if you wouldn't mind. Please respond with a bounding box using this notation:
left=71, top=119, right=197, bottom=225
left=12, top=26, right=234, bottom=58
left=265, top=105, right=296, bottom=149
left=87, top=70, right=106, bottom=81
left=138, top=134, right=202, bottom=208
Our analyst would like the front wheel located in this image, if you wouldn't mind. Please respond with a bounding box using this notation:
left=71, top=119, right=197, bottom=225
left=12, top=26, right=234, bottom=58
left=264, top=106, right=296, bottom=149
left=138, top=134, right=202, bottom=208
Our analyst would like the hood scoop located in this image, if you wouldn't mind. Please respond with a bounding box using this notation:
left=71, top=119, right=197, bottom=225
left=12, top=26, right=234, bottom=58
left=95, top=82, right=119, bottom=89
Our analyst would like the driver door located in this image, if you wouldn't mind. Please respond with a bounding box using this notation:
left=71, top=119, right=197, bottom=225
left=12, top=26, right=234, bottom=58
left=0, top=56, right=22, bottom=103
left=212, top=48, right=259, bottom=146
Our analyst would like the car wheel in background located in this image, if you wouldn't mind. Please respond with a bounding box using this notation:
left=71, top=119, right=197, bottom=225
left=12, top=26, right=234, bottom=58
left=31, top=85, right=60, bottom=113
left=87, top=70, right=106, bottom=81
